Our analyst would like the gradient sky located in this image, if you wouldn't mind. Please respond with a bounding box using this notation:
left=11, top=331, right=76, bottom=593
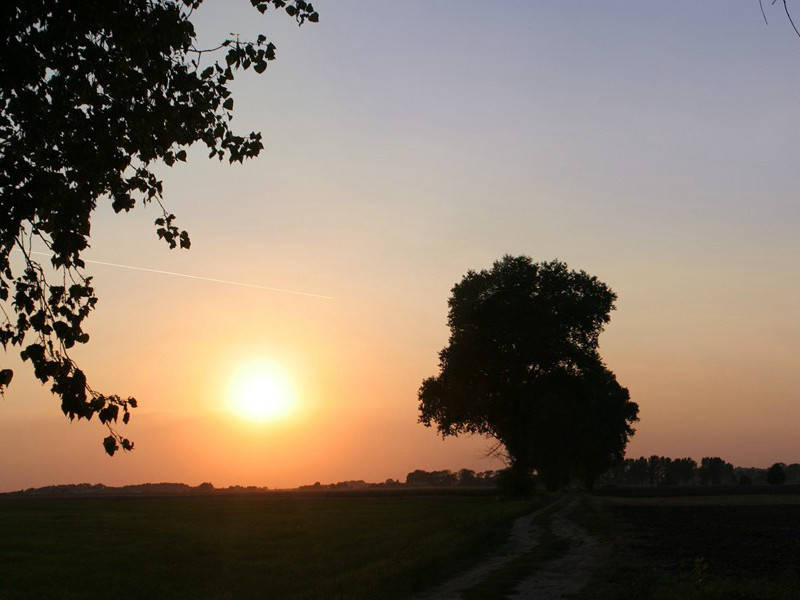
left=2, top=1, right=799, bottom=491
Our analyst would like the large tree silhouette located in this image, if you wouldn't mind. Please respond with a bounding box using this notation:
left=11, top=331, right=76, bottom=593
left=0, top=0, right=317, bottom=454
left=418, top=256, right=638, bottom=490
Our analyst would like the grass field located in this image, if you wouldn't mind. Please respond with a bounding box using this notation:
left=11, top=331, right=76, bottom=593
left=0, top=493, right=540, bottom=599
left=6, top=489, right=797, bottom=599
left=581, top=493, right=800, bottom=600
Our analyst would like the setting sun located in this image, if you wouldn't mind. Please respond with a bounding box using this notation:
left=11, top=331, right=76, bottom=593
left=228, top=362, right=296, bottom=422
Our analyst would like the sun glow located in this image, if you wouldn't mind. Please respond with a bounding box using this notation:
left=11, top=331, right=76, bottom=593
left=228, top=362, right=296, bottom=422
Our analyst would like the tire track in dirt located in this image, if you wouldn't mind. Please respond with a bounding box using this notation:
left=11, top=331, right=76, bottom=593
left=410, top=496, right=600, bottom=600
left=508, top=498, right=600, bottom=599
left=410, top=500, right=558, bottom=599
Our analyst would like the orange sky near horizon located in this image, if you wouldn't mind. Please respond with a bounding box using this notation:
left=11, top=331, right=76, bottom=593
left=1, top=1, right=799, bottom=491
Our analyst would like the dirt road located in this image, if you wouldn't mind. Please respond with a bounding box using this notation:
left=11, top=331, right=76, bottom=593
left=411, top=496, right=601, bottom=600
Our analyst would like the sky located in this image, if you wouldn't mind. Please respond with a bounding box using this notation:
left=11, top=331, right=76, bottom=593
left=2, top=1, right=800, bottom=491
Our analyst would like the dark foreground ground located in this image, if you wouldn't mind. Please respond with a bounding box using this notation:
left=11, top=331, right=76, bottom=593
left=582, top=493, right=800, bottom=599
left=0, top=493, right=537, bottom=599
left=3, top=489, right=798, bottom=599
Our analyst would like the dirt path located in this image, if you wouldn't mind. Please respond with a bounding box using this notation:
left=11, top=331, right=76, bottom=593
left=410, top=496, right=601, bottom=600
left=410, top=500, right=560, bottom=600
left=508, top=499, right=600, bottom=599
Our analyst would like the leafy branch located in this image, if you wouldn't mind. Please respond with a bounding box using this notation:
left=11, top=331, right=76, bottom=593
left=0, top=0, right=317, bottom=454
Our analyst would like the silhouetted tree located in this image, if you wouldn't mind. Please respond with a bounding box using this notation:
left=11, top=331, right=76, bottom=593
left=625, top=457, right=649, bottom=486
left=457, top=469, right=477, bottom=486
left=735, top=466, right=767, bottom=485
left=766, top=462, right=787, bottom=485
left=600, top=456, right=698, bottom=487
left=404, top=469, right=458, bottom=487
left=669, top=458, right=698, bottom=486
left=0, top=1, right=317, bottom=453
left=646, top=455, right=666, bottom=486
left=475, top=470, right=500, bottom=487
left=698, top=457, right=735, bottom=485
left=418, top=256, right=639, bottom=491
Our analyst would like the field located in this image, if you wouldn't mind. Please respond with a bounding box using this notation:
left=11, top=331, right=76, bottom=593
left=4, top=490, right=800, bottom=599
left=0, top=493, right=538, bottom=599
left=582, top=493, right=800, bottom=599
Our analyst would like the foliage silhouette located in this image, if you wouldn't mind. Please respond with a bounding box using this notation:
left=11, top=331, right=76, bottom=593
left=766, top=462, right=787, bottom=485
left=698, top=456, right=736, bottom=486
left=600, top=456, right=800, bottom=487
left=418, top=256, right=639, bottom=491
left=0, top=0, right=317, bottom=453
left=604, top=455, right=699, bottom=487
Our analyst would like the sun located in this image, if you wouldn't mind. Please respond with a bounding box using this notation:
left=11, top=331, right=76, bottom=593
left=228, top=362, right=296, bottom=422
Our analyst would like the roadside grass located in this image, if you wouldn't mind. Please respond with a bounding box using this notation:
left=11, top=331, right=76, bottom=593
left=0, top=494, right=540, bottom=599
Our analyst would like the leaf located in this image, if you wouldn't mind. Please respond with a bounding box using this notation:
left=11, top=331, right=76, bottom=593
left=99, top=404, right=119, bottom=424
left=21, top=343, right=44, bottom=363
left=223, top=98, right=234, bottom=110
left=0, top=369, right=13, bottom=388
left=103, top=436, right=118, bottom=456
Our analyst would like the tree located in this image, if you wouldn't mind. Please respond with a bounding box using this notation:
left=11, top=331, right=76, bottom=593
left=698, top=457, right=735, bottom=485
left=667, top=457, right=697, bottom=486
left=766, top=462, right=787, bottom=485
left=625, top=457, right=649, bottom=486
left=457, top=468, right=477, bottom=486
left=0, top=0, right=318, bottom=454
left=418, top=256, right=639, bottom=491
left=404, top=469, right=458, bottom=487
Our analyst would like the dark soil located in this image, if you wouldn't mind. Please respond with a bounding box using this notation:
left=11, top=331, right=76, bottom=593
left=607, top=502, right=800, bottom=578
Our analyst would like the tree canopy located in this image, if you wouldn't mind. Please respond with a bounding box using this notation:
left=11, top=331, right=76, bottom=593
left=418, top=256, right=639, bottom=490
left=0, top=0, right=317, bottom=454
left=766, top=462, right=787, bottom=485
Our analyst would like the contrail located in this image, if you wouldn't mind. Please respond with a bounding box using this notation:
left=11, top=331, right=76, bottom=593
left=28, top=251, right=335, bottom=301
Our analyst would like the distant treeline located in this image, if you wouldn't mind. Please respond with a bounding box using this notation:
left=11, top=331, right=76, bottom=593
left=598, top=456, right=800, bottom=487
left=297, top=469, right=500, bottom=491
left=5, top=482, right=256, bottom=497
left=8, top=460, right=798, bottom=497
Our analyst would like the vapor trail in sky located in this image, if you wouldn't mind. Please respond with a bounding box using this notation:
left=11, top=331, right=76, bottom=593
left=28, top=251, right=335, bottom=301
